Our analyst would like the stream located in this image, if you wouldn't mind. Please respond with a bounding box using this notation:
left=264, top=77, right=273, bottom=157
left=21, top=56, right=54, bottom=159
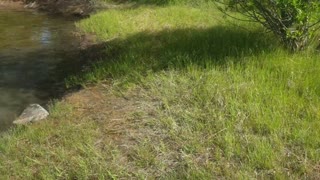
left=0, top=9, right=80, bottom=131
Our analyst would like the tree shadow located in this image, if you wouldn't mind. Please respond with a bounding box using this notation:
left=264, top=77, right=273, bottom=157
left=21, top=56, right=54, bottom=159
left=134, top=26, right=275, bottom=66
left=0, top=25, right=277, bottom=131
left=103, top=0, right=173, bottom=6
left=74, top=25, right=278, bottom=80
left=97, top=0, right=203, bottom=8
left=1, top=25, right=277, bottom=100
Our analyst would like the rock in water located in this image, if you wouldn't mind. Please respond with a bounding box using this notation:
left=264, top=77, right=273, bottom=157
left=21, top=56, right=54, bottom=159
left=13, top=104, right=49, bottom=125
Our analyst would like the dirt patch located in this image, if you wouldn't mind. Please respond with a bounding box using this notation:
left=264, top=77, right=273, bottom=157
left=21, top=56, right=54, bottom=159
left=60, top=83, right=168, bottom=175
left=62, top=84, right=150, bottom=146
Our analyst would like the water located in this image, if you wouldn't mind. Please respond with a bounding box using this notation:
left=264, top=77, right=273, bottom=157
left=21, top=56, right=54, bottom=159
left=0, top=9, right=79, bottom=131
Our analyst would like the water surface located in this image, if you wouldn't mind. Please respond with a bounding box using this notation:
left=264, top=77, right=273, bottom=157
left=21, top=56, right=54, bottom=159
left=0, top=9, right=79, bottom=131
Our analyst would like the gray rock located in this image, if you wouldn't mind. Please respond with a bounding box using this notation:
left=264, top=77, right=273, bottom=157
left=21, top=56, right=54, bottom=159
left=13, top=104, right=49, bottom=125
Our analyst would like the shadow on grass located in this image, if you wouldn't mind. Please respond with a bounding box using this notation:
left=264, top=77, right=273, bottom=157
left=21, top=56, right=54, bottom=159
left=0, top=25, right=277, bottom=131
left=103, top=0, right=177, bottom=6
left=0, top=25, right=275, bottom=107
left=66, top=25, right=279, bottom=85
left=101, top=0, right=206, bottom=7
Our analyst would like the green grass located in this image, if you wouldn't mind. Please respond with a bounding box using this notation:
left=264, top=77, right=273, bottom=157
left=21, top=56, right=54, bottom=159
left=1, top=0, right=320, bottom=179
left=0, top=102, right=105, bottom=179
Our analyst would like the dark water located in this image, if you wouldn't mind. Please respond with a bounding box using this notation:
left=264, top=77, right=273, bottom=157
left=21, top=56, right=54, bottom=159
left=0, top=9, right=79, bottom=131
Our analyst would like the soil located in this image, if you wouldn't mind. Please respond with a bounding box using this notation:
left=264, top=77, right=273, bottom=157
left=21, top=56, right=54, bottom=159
left=62, top=84, right=151, bottom=151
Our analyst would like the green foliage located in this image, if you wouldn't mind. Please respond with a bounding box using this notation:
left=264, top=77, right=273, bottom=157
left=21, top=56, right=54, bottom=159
left=216, top=0, right=320, bottom=51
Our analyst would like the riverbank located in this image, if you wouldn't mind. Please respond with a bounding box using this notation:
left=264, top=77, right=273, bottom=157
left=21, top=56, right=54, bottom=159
left=1, top=0, right=320, bottom=179
left=0, top=8, right=85, bottom=131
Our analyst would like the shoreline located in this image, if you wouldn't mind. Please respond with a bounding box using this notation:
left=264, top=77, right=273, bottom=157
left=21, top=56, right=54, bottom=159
left=0, top=6, right=99, bottom=132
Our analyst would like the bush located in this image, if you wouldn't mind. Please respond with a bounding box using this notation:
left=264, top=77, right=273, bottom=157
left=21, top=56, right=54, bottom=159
left=216, top=0, right=320, bottom=51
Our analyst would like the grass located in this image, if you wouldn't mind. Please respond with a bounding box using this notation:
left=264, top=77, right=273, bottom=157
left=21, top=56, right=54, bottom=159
left=1, top=0, right=320, bottom=179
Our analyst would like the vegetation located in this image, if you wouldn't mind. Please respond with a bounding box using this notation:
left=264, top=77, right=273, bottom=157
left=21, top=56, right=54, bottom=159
left=1, top=0, right=320, bottom=179
left=216, top=0, right=320, bottom=51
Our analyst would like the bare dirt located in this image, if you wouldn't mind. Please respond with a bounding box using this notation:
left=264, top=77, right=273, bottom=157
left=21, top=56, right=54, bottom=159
left=61, top=83, right=164, bottom=174
left=62, top=84, right=148, bottom=147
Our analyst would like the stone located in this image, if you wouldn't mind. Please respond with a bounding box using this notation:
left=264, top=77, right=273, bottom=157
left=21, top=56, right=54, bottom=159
left=13, top=104, right=49, bottom=125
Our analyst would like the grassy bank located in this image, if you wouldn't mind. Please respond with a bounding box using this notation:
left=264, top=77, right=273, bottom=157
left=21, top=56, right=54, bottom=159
left=1, top=0, right=320, bottom=179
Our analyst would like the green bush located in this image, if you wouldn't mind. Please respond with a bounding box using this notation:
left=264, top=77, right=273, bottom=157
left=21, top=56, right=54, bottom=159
left=217, top=0, right=320, bottom=51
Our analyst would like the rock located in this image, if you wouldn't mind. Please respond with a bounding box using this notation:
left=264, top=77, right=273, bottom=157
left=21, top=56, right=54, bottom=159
left=13, top=104, right=49, bottom=125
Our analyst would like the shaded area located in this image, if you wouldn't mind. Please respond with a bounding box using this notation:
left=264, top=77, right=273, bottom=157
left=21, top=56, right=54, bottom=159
left=70, top=25, right=278, bottom=85
left=104, top=0, right=202, bottom=6
left=125, top=26, right=276, bottom=66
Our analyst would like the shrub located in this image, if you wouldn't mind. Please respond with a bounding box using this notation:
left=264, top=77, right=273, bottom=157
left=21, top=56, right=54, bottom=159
left=216, top=0, right=320, bottom=51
